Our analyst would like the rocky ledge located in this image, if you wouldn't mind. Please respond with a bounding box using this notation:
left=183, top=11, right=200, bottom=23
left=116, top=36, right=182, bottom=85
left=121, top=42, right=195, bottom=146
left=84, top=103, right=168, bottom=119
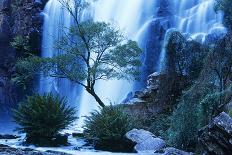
left=0, top=144, right=70, bottom=155
left=199, top=112, right=232, bottom=155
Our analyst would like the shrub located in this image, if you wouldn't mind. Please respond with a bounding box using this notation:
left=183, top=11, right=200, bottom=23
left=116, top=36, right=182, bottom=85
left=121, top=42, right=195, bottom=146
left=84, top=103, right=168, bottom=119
left=198, top=90, right=231, bottom=127
left=167, top=82, right=212, bottom=151
left=11, top=35, right=30, bottom=55
left=13, top=94, right=76, bottom=146
left=168, top=100, right=198, bottom=151
left=83, top=105, right=135, bottom=152
left=229, top=109, right=232, bottom=117
left=148, top=113, right=170, bottom=139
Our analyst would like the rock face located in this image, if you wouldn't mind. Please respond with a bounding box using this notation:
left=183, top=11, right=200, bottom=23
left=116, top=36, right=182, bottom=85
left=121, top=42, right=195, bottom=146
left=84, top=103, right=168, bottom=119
left=125, top=129, right=166, bottom=153
left=0, top=134, right=20, bottom=139
left=140, top=0, right=172, bottom=86
left=198, top=112, right=232, bottom=155
left=0, top=0, right=17, bottom=109
left=0, top=0, right=44, bottom=109
left=123, top=71, right=186, bottom=118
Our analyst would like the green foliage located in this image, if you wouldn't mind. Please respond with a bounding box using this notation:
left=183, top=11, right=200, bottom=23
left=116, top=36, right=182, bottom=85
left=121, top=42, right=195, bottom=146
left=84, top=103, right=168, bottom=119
left=83, top=105, right=132, bottom=141
left=229, top=109, right=232, bottom=117
left=164, top=11, right=232, bottom=152
left=168, top=99, right=199, bottom=151
left=12, top=56, right=43, bottom=89
left=16, top=20, right=142, bottom=107
left=11, top=35, right=31, bottom=55
left=167, top=82, right=214, bottom=151
left=13, top=94, right=76, bottom=145
left=15, top=0, right=142, bottom=107
left=55, top=21, right=142, bottom=81
left=198, top=90, right=232, bottom=127
left=148, top=114, right=170, bottom=139
left=165, top=31, right=207, bottom=79
left=215, top=0, right=232, bottom=30
left=205, top=34, right=232, bottom=91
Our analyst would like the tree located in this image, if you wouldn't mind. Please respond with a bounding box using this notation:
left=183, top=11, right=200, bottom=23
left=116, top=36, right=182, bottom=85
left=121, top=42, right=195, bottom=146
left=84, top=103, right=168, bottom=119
left=16, top=0, right=142, bottom=107
left=206, top=34, right=232, bottom=92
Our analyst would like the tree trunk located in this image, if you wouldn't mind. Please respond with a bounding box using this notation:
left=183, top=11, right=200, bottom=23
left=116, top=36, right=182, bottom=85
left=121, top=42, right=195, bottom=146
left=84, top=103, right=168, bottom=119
left=86, top=88, right=105, bottom=107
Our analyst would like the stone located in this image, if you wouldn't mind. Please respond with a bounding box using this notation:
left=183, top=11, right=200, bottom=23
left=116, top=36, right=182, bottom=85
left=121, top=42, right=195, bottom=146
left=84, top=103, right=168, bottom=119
left=0, top=144, right=70, bottom=155
left=0, top=134, right=20, bottom=139
left=126, top=129, right=156, bottom=143
left=126, top=129, right=166, bottom=153
left=72, top=132, right=84, bottom=138
left=121, top=92, right=134, bottom=104
left=0, top=15, right=11, bottom=42
left=160, top=147, right=193, bottom=155
left=0, top=0, right=11, bottom=12
left=198, top=112, right=232, bottom=155
left=94, top=138, right=135, bottom=153
left=147, top=72, right=160, bottom=90
left=126, top=98, right=147, bottom=105
left=204, top=27, right=227, bottom=45
left=225, top=101, right=232, bottom=112
left=0, top=0, right=45, bottom=110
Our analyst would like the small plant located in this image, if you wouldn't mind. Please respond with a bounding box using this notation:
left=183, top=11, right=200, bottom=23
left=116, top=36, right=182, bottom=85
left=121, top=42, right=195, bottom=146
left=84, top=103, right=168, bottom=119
left=229, top=109, right=232, bottom=117
left=13, top=93, right=76, bottom=146
left=148, top=113, right=170, bottom=139
left=83, top=105, right=134, bottom=152
left=11, top=35, right=30, bottom=55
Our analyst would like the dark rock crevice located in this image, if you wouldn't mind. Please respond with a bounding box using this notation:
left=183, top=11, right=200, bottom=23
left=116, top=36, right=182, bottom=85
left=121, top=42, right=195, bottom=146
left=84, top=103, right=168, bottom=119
left=0, top=0, right=45, bottom=109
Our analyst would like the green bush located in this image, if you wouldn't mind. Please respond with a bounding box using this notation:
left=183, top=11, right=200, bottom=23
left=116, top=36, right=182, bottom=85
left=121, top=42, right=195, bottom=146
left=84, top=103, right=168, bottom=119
left=83, top=105, right=135, bottom=152
left=198, top=90, right=230, bottom=127
left=148, top=113, right=170, bottom=139
left=229, top=109, right=232, bottom=117
left=168, top=100, right=198, bottom=151
left=13, top=94, right=76, bottom=146
left=11, top=35, right=30, bottom=55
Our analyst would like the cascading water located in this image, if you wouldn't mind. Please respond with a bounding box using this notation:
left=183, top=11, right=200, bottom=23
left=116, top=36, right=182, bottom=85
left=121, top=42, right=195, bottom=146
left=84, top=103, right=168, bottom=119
left=173, top=0, right=225, bottom=39
left=41, top=0, right=225, bottom=128
left=78, top=0, right=157, bottom=120
left=41, top=0, right=156, bottom=127
left=159, top=0, right=225, bottom=71
left=40, top=0, right=81, bottom=106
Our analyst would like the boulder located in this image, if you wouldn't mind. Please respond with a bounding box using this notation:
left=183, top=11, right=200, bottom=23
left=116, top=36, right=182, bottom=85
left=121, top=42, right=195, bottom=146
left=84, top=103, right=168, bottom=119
left=125, top=129, right=166, bottom=153
left=147, top=72, right=160, bottom=90
left=198, top=112, right=232, bottom=155
left=160, top=147, right=193, bottom=155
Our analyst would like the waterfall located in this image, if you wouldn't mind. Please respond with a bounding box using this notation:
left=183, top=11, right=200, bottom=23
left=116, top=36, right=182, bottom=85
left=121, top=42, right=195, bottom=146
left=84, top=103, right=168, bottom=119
left=78, top=0, right=156, bottom=121
left=173, top=0, right=225, bottom=38
left=41, top=0, right=156, bottom=128
left=40, top=0, right=81, bottom=106
left=41, top=0, right=226, bottom=128
left=159, top=0, right=225, bottom=71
